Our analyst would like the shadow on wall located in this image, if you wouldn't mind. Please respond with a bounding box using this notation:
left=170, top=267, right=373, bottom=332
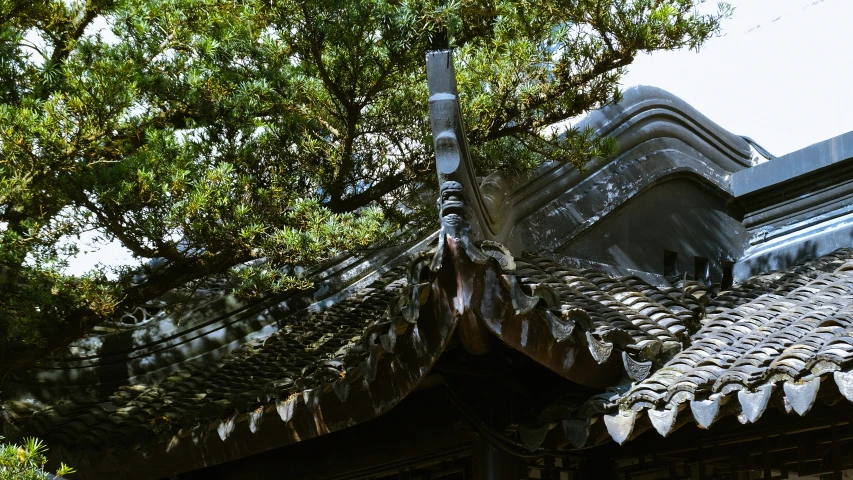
left=555, top=178, right=748, bottom=285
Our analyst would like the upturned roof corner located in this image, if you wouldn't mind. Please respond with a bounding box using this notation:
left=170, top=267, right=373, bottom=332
left=425, top=50, right=501, bottom=245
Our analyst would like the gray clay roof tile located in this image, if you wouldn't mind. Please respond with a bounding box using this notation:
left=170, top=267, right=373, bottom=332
left=599, top=248, right=853, bottom=442
left=8, top=243, right=853, bottom=455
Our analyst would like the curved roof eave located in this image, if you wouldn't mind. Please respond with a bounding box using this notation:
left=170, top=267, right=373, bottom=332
left=481, top=85, right=753, bottom=246
left=4, top=235, right=436, bottom=401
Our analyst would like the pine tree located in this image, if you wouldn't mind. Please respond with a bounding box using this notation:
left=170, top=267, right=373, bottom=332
left=0, top=0, right=730, bottom=372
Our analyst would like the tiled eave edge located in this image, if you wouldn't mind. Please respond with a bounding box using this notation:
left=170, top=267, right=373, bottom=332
left=7, top=235, right=436, bottom=402
left=47, top=246, right=460, bottom=479
left=422, top=50, right=637, bottom=391
left=595, top=368, right=853, bottom=447
left=571, top=255, right=853, bottom=448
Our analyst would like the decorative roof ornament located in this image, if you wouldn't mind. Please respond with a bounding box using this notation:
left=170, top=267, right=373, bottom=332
left=422, top=50, right=620, bottom=373
left=425, top=50, right=501, bottom=272
left=425, top=49, right=508, bottom=354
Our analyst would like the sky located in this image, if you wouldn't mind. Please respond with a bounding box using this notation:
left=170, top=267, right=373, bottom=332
left=63, top=0, right=853, bottom=275
left=620, top=0, right=853, bottom=157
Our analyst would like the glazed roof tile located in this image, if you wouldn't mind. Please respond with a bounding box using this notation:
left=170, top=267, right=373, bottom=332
left=512, top=254, right=698, bottom=361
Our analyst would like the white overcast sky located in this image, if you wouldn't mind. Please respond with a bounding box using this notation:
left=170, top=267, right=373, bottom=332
left=64, top=0, right=853, bottom=275
left=621, top=0, right=853, bottom=157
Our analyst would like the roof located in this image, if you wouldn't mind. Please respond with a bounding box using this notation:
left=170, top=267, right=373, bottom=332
left=2, top=255, right=448, bottom=475
left=5, top=49, right=853, bottom=477
left=2, top=233, right=431, bottom=403
left=10, top=246, right=853, bottom=476
left=587, top=248, right=853, bottom=445
left=731, top=130, right=853, bottom=197
left=0, top=244, right=701, bottom=477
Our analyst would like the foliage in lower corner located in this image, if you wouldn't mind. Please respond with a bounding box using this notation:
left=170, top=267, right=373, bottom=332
left=0, top=437, right=75, bottom=480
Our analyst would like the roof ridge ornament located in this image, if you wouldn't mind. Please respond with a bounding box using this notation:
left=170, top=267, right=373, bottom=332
left=424, top=49, right=514, bottom=355
left=426, top=50, right=500, bottom=272
left=422, top=51, right=624, bottom=379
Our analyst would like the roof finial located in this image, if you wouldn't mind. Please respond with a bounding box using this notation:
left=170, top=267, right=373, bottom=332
left=425, top=50, right=498, bottom=256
